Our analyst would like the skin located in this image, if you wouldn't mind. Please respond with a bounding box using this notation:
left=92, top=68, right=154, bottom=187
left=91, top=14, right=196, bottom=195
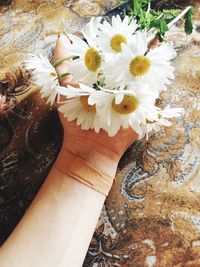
left=56, top=35, right=137, bottom=174
left=0, top=35, right=137, bottom=267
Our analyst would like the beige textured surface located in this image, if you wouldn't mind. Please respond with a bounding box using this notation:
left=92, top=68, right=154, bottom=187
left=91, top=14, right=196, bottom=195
left=0, top=1, right=200, bottom=266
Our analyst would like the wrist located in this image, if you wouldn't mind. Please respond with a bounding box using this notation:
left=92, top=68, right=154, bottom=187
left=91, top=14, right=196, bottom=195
left=59, top=141, right=119, bottom=178
left=55, top=146, right=118, bottom=196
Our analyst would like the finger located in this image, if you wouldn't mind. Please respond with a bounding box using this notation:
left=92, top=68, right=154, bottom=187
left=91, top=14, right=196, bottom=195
left=54, top=34, right=79, bottom=87
left=148, top=35, right=160, bottom=49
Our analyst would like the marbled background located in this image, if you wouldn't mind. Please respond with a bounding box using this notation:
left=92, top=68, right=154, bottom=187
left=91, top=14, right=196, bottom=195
left=0, top=1, right=200, bottom=266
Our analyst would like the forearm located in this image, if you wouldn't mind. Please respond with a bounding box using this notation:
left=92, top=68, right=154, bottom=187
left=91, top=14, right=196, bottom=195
left=0, top=150, right=116, bottom=267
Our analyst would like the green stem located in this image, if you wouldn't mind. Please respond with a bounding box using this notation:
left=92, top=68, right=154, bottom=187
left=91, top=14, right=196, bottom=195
left=167, top=6, right=192, bottom=28
left=146, top=0, right=151, bottom=18
left=148, top=6, right=192, bottom=42
left=53, top=56, right=74, bottom=67
left=56, top=72, right=70, bottom=80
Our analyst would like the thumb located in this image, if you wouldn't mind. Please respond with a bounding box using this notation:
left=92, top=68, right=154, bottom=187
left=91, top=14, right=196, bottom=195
left=54, top=34, right=79, bottom=87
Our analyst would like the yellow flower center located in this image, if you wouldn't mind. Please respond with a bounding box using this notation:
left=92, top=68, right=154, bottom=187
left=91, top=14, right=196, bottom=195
left=84, top=48, right=101, bottom=72
left=129, top=56, right=151, bottom=77
left=50, top=72, right=57, bottom=77
left=112, top=95, right=138, bottom=114
left=110, top=34, right=127, bottom=52
left=80, top=96, right=96, bottom=112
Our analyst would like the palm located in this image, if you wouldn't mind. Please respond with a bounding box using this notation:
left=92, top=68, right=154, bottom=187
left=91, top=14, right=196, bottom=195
left=59, top=111, right=137, bottom=160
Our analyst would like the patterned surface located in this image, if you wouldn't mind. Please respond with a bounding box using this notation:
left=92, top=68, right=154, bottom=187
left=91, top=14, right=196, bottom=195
left=0, top=1, right=200, bottom=266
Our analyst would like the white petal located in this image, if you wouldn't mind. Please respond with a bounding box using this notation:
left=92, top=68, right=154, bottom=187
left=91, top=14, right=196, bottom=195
left=147, top=43, right=176, bottom=62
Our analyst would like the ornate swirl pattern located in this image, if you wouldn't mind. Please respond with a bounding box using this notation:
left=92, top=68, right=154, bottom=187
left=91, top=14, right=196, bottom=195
left=0, top=1, right=200, bottom=266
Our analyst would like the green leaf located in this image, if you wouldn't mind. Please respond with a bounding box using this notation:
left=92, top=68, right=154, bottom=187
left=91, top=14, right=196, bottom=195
left=157, top=19, right=168, bottom=41
left=149, top=18, right=168, bottom=38
left=150, top=18, right=160, bottom=28
left=159, top=19, right=168, bottom=35
left=139, top=9, right=146, bottom=28
left=184, top=7, right=193, bottom=35
left=121, top=0, right=192, bottom=42
left=131, top=0, right=141, bottom=15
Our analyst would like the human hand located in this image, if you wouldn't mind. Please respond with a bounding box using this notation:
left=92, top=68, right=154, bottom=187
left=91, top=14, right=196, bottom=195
left=54, top=35, right=138, bottom=178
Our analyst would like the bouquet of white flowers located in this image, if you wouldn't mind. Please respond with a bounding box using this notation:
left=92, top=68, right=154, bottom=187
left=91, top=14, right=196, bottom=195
left=26, top=15, right=184, bottom=139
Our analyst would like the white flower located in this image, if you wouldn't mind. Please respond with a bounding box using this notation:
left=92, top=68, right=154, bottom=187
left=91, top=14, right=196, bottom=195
left=97, top=15, right=137, bottom=56
left=145, top=106, right=184, bottom=134
left=56, top=83, right=96, bottom=99
left=82, top=16, right=102, bottom=48
left=66, top=17, right=102, bottom=86
left=25, top=54, right=59, bottom=105
left=88, top=83, right=159, bottom=137
left=103, top=31, right=176, bottom=94
left=58, top=84, right=103, bottom=133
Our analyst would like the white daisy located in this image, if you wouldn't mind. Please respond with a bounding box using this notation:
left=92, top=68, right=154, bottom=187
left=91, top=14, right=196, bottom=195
left=58, top=84, right=103, bottom=133
left=88, top=84, right=160, bottom=137
left=145, top=106, right=184, bottom=133
left=97, top=15, right=138, bottom=56
left=25, top=54, right=59, bottom=105
left=82, top=16, right=102, bottom=48
left=65, top=17, right=102, bottom=86
left=103, top=31, right=176, bottom=94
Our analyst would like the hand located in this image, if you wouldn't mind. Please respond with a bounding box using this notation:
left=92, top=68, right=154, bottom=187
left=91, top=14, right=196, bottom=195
left=54, top=35, right=138, bottom=177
